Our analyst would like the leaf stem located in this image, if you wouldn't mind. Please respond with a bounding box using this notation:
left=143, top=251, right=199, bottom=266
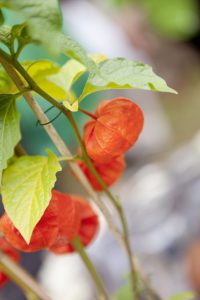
left=14, top=87, right=31, bottom=99
left=79, top=108, right=97, bottom=120
left=71, top=236, right=109, bottom=300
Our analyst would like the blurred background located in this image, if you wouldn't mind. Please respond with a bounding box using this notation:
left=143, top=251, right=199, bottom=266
left=1, top=0, right=200, bottom=299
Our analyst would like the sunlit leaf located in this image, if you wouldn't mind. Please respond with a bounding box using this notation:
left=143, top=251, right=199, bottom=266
left=2, top=150, right=61, bottom=243
left=27, top=60, right=66, bottom=100
left=0, top=94, right=21, bottom=183
left=79, top=58, right=177, bottom=101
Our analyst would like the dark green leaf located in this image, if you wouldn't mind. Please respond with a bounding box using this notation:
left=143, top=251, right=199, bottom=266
left=0, top=9, right=4, bottom=25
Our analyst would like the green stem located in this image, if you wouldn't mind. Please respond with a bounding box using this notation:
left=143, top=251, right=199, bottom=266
left=66, top=112, right=138, bottom=298
left=0, top=252, right=51, bottom=300
left=79, top=108, right=97, bottom=120
left=14, top=87, right=31, bottom=99
left=71, top=236, right=108, bottom=300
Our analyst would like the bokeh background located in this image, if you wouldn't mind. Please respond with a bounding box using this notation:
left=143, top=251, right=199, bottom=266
left=1, top=0, right=200, bottom=299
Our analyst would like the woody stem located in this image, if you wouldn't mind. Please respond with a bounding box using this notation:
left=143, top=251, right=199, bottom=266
left=71, top=236, right=108, bottom=300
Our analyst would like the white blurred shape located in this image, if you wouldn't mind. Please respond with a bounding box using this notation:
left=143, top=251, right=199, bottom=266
left=39, top=254, right=93, bottom=300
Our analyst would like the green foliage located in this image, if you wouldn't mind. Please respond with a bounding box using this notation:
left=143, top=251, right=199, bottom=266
left=27, top=60, right=67, bottom=100
left=0, top=94, right=21, bottom=184
left=47, top=54, right=107, bottom=110
left=2, top=150, right=61, bottom=243
left=112, top=283, right=132, bottom=300
left=0, top=23, right=31, bottom=54
left=0, top=9, right=4, bottom=25
left=0, top=0, right=178, bottom=246
left=57, top=34, right=97, bottom=72
left=169, top=292, right=196, bottom=300
left=0, top=66, right=13, bottom=93
left=141, top=0, right=200, bottom=40
left=79, top=58, right=176, bottom=101
left=0, top=0, right=62, bottom=44
left=0, top=0, right=96, bottom=70
left=112, top=273, right=143, bottom=300
left=109, top=0, right=199, bottom=40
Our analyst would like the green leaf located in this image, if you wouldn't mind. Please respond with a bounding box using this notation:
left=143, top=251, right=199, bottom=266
left=112, top=273, right=143, bottom=300
left=0, top=0, right=96, bottom=70
left=141, top=0, right=199, bottom=40
left=0, top=23, right=29, bottom=53
left=0, top=9, right=4, bottom=25
left=0, top=94, right=21, bottom=183
left=46, top=53, right=107, bottom=111
left=0, top=25, right=13, bottom=47
left=79, top=58, right=177, bottom=101
left=58, top=34, right=97, bottom=72
left=169, top=292, right=196, bottom=300
left=48, top=59, right=86, bottom=93
left=2, top=150, right=61, bottom=243
left=27, top=60, right=66, bottom=100
left=0, top=67, right=14, bottom=93
left=47, top=53, right=107, bottom=94
left=112, top=284, right=132, bottom=300
left=1, top=0, right=62, bottom=43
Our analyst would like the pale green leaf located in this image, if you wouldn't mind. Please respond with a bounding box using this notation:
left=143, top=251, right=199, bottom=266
left=169, top=292, right=196, bottom=300
left=112, top=284, right=132, bottom=300
left=47, top=53, right=107, bottom=93
left=63, top=91, right=79, bottom=112
left=0, top=94, right=21, bottom=183
left=0, top=23, right=28, bottom=50
left=1, top=0, right=62, bottom=44
left=0, top=67, right=14, bottom=93
left=79, top=58, right=177, bottom=101
left=27, top=60, right=66, bottom=100
left=2, top=150, right=61, bottom=243
left=47, top=59, right=86, bottom=93
left=89, top=53, right=108, bottom=64
left=0, top=25, right=12, bottom=46
left=47, top=53, right=108, bottom=109
left=57, top=33, right=97, bottom=72
left=0, top=0, right=96, bottom=70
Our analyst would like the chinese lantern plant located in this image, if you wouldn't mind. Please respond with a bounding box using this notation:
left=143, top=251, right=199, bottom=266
left=0, top=0, right=177, bottom=300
